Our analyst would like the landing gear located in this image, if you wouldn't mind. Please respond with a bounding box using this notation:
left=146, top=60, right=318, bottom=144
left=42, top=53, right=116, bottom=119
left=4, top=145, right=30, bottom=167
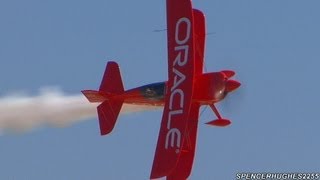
left=205, top=104, right=231, bottom=127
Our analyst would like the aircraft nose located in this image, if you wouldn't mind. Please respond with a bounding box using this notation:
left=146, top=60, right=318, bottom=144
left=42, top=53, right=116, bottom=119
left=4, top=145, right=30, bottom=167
left=225, top=80, right=241, bottom=92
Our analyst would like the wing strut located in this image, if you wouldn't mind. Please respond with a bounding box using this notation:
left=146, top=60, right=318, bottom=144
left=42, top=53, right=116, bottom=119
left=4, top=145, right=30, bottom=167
left=210, top=104, right=222, bottom=119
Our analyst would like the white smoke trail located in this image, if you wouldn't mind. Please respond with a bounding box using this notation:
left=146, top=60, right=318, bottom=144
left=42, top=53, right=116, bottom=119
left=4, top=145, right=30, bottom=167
left=0, top=88, right=160, bottom=133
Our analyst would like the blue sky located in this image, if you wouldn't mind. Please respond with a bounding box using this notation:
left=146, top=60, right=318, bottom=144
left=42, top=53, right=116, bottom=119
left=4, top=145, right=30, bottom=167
left=1, top=0, right=320, bottom=179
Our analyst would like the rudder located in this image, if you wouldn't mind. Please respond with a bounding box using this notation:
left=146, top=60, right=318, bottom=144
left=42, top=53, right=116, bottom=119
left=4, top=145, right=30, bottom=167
left=99, top=61, right=124, bottom=94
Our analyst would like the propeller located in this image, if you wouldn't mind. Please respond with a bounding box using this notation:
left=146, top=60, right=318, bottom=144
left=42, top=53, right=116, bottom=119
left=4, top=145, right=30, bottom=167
left=201, top=52, right=241, bottom=127
left=220, top=70, right=241, bottom=93
left=221, top=70, right=235, bottom=79
left=220, top=80, right=245, bottom=116
left=200, top=69, right=241, bottom=127
left=225, top=79, right=241, bottom=93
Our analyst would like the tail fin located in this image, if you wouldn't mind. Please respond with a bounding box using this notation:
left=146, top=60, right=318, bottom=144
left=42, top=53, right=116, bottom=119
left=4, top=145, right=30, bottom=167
left=99, top=61, right=124, bottom=94
left=82, top=61, right=124, bottom=135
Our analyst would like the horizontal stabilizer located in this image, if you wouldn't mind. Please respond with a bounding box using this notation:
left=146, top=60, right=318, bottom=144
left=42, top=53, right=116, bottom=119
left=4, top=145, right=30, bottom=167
left=81, top=90, right=108, bottom=103
left=82, top=61, right=125, bottom=135
left=97, top=99, right=123, bottom=135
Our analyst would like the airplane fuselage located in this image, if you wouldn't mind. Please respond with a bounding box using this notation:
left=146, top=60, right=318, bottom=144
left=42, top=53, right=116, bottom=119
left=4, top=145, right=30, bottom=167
left=106, top=71, right=240, bottom=107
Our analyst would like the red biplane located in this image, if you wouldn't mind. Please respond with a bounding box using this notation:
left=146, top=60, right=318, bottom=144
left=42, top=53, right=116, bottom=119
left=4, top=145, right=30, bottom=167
left=82, top=0, right=240, bottom=179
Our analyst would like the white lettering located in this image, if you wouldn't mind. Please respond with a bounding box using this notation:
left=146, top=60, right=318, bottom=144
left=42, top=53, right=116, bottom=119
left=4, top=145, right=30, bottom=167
left=171, top=68, right=186, bottom=92
left=173, top=45, right=189, bottom=66
left=165, top=128, right=181, bottom=149
left=175, top=17, right=191, bottom=45
left=167, top=109, right=183, bottom=129
left=169, top=89, right=184, bottom=110
left=165, top=17, right=191, bottom=150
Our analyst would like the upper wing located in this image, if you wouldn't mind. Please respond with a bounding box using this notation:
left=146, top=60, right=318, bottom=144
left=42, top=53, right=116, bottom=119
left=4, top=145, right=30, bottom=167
left=193, top=9, right=206, bottom=76
left=166, top=9, right=206, bottom=180
left=150, top=0, right=195, bottom=179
